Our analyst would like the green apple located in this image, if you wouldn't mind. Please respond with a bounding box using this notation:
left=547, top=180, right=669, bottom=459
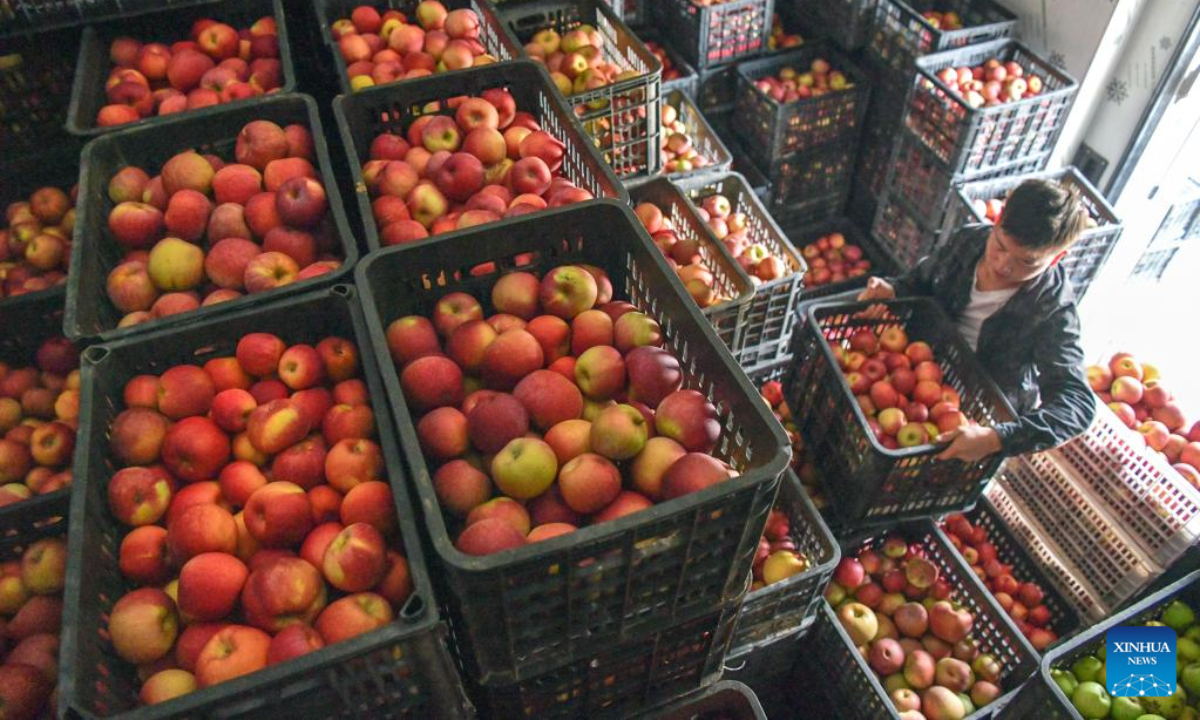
left=1163, top=601, right=1197, bottom=633
left=1098, top=645, right=1107, bottom=661
left=1183, top=626, right=1200, bottom=644
left=1136, top=714, right=1167, bottom=720
left=1183, top=661, right=1200, bottom=692
left=958, top=693, right=976, bottom=716
left=1111, top=696, right=1146, bottom=720
left=1072, top=682, right=1112, bottom=719
left=1180, top=638, right=1200, bottom=662
left=1052, top=669, right=1079, bottom=697
left=1073, top=656, right=1104, bottom=683
left=883, top=673, right=910, bottom=695
left=1146, top=621, right=1168, bottom=628
left=1178, top=708, right=1199, bottom=720
left=1140, top=686, right=1186, bottom=719
left=825, top=583, right=847, bottom=605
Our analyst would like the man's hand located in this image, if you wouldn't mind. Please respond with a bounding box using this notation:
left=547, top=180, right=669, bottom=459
left=857, top=277, right=896, bottom=302
left=935, top=425, right=1002, bottom=462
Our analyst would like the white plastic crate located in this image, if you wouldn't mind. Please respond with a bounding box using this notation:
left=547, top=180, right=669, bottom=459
left=985, top=481, right=1108, bottom=622
left=1051, top=401, right=1200, bottom=567
left=996, top=452, right=1158, bottom=614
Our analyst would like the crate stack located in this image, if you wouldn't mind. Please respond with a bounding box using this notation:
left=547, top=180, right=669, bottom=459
left=986, top=400, right=1200, bottom=627
left=941, top=167, right=1123, bottom=298
left=356, top=202, right=794, bottom=717
left=493, top=0, right=664, bottom=179
left=873, top=34, right=1079, bottom=268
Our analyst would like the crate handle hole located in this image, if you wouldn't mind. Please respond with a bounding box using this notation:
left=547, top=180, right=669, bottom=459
left=83, top=346, right=110, bottom=365
left=332, top=284, right=354, bottom=299
left=400, top=592, right=426, bottom=621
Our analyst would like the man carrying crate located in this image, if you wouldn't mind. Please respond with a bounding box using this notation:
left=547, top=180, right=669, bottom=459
left=858, top=179, right=1096, bottom=462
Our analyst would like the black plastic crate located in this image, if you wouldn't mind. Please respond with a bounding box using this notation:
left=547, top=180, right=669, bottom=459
left=868, top=0, right=1016, bottom=76
left=808, top=519, right=1039, bottom=719
left=467, top=602, right=741, bottom=718
left=629, top=177, right=752, bottom=352
left=883, top=128, right=1049, bottom=230
left=59, top=285, right=468, bottom=719
left=0, top=286, right=73, bottom=514
left=648, top=680, right=766, bottom=719
left=0, top=27, right=78, bottom=155
left=65, top=94, right=356, bottom=345
left=697, top=63, right=739, bottom=114
left=677, top=173, right=806, bottom=370
left=313, top=0, right=518, bottom=95
left=0, top=0, right=217, bottom=36
left=656, top=0, right=775, bottom=70
left=949, top=498, right=1085, bottom=654
left=786, top=0, right=876, bottom=51
left=333, top=60, right=625, bottom=251
left=651, top=88, right=734, bottom=185
left=723, top=628, right=805, bottom=718
left=1005, top=570, right=1200, bottom=719
left=783, top=297, right=1016, bottom=527
left=355, top=200, right=790, bottom=685
left=1132, top=245, right=1180, bottom=282
left=639, top=30, right=699, bottom=99
left=908, top=39, right=1078, bottom=176
left=871, top=188, right=941, bottom=269
left=729, top=470, right=839, bottom=655
left=495, top=0, right=662, bottom=177
left=753, top=140, right=857, bottom=226
left=942, top=167, right=1123, bottom=300
left=705, top=110, right=770, bottom=204
left=65, top=0, right=295, bottom=137
left=734, top=43, right=871, bottom=169
left=785, top=217, right=901, bottom=302
left=0, top=141, right=82, bottom=310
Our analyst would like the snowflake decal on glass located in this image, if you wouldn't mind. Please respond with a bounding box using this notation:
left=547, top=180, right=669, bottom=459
left=1160, top=36, right=1174, bottom=51
left=1107, top=78, right=1128, bottom=105
left=1048, top=50, right=1066, bottom=69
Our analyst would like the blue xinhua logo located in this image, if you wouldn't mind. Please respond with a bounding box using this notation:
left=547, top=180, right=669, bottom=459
left=1107, top=626, right=1177, bottom=697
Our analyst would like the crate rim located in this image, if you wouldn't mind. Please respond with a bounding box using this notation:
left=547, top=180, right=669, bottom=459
left=734, top=40, right=873, bottom=111
left=1039, top=569, right=1200, bottom=719
left=627, top=174, right=753, bottom=318
left=353, top=198, right=793, bottom=573
left=803, top=296, right=1018, bottom=458
left=64, top=0, right=296, bottom=137
left=914, top=37, right=1079, bottom=110
left=879, top=0, right=1017, bottom=38
left=787, top=216, right=902, bottom=300
left=63, top=93, right=358, bottom=345
left=59, top=283, right=447, bottom=720
left=331, top=59, right=630, bottom=252
left=647, top=679, right=767, bottom=719
left=0, top=0, right=222, bottom=40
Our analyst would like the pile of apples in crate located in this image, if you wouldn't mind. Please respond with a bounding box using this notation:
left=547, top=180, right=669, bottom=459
left=752, top=57, right=853, bottom=104
left=1048, top=599, right=1198, bottom=719
left=827, top=535, right=1010, bottom=719
left=920, top=11, right=963, bottom=29
left=387, top=264, right=737, bottom=555
left=104, top=120, right=341, bottom=327
left=658, top=103, right=718, bottom=176
left=757, top=377, right=825, bottom=508
left=1087, top=352, right=1200, bottom=487
left=99, top=333, right=413, bottom=704
left=633, top=201, right=730, bottom=309
left=522, top=25, right=639, bottom=99
left=933, top=59, right=1047, bottom=108
left=752, top=497, right=810, bottom=591
left=99, top=17, right=284, bottom=127
left=696, top=194, right=793, bottom=284
left=768, top=13, right=804, bottom=51
left=332, top=2, right=497, bottom=91
left=1, top=186, right=75, bottom=298
left=0, top=535, right=67, bottom=718
left=941, top=514, right=1059, bottom=650
left=361, top=89, right=595, bottom=244
left=644, top=41, right=688, bottom=85
left=829, top=325, right=970, bottom=449
left=0, top=337, right=80, bottom=505
left=799, top=231, right=874, bottom=288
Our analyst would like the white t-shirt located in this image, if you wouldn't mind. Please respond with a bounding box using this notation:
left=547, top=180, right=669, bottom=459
left=958, top=268, right=1018, bottom=352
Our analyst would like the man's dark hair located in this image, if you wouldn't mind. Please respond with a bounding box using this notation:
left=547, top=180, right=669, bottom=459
left=998, top=179, right=1088, bottom=250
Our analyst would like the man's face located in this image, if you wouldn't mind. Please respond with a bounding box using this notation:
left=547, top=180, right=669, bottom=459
left=984, top=225, right=1061, bottom=284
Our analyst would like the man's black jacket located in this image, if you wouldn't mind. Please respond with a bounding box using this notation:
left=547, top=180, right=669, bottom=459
left=889, top=224, right=1096, bottom=456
